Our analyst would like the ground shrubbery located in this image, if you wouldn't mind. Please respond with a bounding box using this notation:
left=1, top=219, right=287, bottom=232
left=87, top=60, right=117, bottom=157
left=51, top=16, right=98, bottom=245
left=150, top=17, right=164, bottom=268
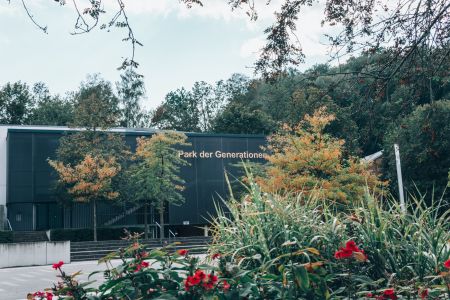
left=209, top=176, right=450, bottom=299
left=32, top=182, right=450, bottom=299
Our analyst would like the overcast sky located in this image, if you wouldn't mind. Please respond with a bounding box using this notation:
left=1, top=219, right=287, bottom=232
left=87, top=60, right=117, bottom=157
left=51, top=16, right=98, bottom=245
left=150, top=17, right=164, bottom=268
left=0, top=0, right=333, bottom=109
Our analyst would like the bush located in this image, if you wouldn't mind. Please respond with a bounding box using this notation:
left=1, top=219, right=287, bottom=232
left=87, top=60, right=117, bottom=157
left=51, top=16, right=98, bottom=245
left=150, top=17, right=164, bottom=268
left=0, top=231, right=13, bottom=243
left=50, top=227, right=144, bottom=242
left=257, top=107, right=384, bottom=207
left=209, top=175, right=450, bottom=299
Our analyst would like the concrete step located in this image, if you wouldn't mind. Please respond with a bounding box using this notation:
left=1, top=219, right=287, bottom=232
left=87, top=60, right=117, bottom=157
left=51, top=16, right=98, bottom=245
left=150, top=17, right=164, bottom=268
left=70, top=237, right=211, bottom=261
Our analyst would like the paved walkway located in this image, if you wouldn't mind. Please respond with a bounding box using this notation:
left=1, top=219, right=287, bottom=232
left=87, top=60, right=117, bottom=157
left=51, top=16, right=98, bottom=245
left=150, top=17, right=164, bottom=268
left=0, top=254, right=207, bottom=300
left=0, top=260, right=121, bottom=300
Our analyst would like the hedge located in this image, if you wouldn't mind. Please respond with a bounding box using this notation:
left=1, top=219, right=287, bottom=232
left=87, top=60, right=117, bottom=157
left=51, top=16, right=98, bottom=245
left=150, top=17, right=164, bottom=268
left=0, top=231, right=13, bottom=243
left=50, top=227, right=145, bottom=242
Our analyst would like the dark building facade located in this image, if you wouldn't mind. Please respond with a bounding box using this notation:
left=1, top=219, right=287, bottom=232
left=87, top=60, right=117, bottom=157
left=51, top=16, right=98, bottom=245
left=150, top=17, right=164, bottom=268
left=1, top=127, right=266, bottom=232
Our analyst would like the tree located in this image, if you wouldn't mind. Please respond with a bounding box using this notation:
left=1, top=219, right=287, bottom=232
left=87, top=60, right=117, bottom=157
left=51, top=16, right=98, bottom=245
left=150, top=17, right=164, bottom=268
left=130, top=132, right=190, bottom=239
left=72, top=75, right=120, bottom=130
left=49, top=75, right=128, bottom=241
left=48, top=155, right=121, bottom=242
left=257, top=107, right=383, bottom=206
left=30, top=95, right=74, bottom=126
left=0, top=82, right=34, bottom=124
left=383, top=100, right=450, bottom=204
left=152, top=88, right=200, bottom=132
left=212, top=102, right=275, bottom=135
left=116, top=69, right=146, bottom=128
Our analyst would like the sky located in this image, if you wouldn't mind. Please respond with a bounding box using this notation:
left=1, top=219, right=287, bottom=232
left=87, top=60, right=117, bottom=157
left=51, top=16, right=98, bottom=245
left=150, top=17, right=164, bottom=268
left=0, top=0, right=333, bottom=110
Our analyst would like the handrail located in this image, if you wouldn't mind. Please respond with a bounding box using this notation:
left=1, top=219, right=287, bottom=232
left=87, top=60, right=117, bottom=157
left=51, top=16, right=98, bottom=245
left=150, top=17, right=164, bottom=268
left=154, top=222, right=176, bottom=241
left=168, top=229, right=176, bottom=241
left=6, top=218, right=12, bottom=231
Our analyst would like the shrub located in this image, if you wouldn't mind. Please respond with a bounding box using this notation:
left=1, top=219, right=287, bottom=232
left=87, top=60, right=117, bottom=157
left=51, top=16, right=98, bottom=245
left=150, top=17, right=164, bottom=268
left=210, top=175, right=450, bottom=299
left=50, top=227, right=144, bottom=242
left=257, top=107, right=384, bottom=207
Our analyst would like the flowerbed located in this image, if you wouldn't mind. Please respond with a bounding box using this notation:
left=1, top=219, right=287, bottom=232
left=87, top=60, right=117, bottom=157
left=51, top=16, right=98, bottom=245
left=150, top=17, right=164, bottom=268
left=31, top=235, right=450, bottom=299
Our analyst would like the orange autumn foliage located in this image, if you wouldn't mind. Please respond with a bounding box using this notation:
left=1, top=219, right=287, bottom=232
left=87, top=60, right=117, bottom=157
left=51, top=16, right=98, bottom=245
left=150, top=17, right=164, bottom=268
left=256, top=107, right=384, bottom=205
left=48, top=154, right=121, bottom=203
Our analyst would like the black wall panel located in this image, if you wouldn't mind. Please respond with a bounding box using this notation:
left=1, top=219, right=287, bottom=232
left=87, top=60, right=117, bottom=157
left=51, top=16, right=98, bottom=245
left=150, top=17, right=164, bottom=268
left=6, top=129, right=266, bottom=230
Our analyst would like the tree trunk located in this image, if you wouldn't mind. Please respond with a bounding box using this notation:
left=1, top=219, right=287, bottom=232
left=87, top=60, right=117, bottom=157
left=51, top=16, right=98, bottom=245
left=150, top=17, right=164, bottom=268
left=144, top=202, right=148, bottom=240
left=159, top=207, right=164, bottom=240
left=93, top=199, right=97, bottom=242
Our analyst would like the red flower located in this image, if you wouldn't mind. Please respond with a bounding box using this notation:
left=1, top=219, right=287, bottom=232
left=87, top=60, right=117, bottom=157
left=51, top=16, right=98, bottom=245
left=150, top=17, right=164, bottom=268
left=334, top=240, right=367, bottom=261
left=184, top=270, right=218, bottom=292
left=33, top=291, right=45, bottom=298
left=419, top=288, right=429, bottom=299
left=444, top=259, right=450, bottom=269
left=33, top=291, right=53, bottom=300
left=383, top=289, right=397, bottom=300
left=334, top=247, right=353, bottom=259
left=52, top=261, right=64, bottom=270
left=134, top=261, right=150, bottom=272
left=345, top=240, right=359, bottom=251
left=177, top=249, right=189, bottom=256
left=222, top=280, right=230, bottom=291
left=212, top=253, right=221, bottom=260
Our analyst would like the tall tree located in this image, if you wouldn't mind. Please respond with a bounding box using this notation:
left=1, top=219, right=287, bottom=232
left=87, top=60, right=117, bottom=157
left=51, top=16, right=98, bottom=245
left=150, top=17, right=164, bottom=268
left=130, top=132, right=190, bottom=239
left=0, top=82, right=34, bottom=124
left=48, top=155, right=121, bottom=241
left=30, top=95, right=74, bottom=126
left=383, top=99, right=450, bottom=204
left=116, top=69, right=146, bottom=128
left=153, top=88, right=200, bottom=132
left=49, top=75, right=128, bottom=241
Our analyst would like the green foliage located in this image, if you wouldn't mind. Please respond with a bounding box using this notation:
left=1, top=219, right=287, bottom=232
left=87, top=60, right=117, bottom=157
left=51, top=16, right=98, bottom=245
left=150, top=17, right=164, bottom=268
left=210, top=174, right=450, bottom=299
left=0, top=231, right=13, bottom=243
left=153, top=74, right=248, bottom=132
left=153, top=88, right=201, bottom=132
left=0, top=81, right=34, bottom=124
left=383, top=100, right=450, bottom=204
left=116, top=69, right=146, bottom=128
left=212, top=102, right=275, bottom=134
left=50, top=227, right=144, bottom=242
left=30, top=95, right=74, bottom=126
left=129, top=132, right=190, bottom=238
left=72, top=75, right=120, bottom=130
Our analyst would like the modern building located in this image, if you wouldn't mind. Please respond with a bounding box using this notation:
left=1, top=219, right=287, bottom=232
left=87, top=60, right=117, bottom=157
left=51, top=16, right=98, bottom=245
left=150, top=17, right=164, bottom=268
left=0, top=126, right=266, bottom=233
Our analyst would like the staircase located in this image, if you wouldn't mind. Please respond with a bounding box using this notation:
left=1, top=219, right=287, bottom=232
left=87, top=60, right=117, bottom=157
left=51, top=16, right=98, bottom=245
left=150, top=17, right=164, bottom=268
left=12, top=231, right=49, bottom=243
left=70, top=236, right=211, bottom=261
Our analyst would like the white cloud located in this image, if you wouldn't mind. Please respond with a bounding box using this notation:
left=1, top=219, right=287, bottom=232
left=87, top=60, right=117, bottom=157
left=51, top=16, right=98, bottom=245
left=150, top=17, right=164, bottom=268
left=102, top=0, right=282, bottom=28
left=0, top=2, right=19, bottom=15
left=240, top=36, right=265, bottom=58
